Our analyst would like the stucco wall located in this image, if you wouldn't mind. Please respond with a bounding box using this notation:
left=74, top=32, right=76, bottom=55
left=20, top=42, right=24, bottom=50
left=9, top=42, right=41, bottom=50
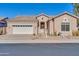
left=54, top=14, right=77, bottom=36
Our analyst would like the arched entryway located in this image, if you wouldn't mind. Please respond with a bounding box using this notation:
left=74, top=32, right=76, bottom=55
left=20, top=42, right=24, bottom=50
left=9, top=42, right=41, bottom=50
left=36, top=13, right=49, bottom=36
left=37, top=21, right=49, bottom=35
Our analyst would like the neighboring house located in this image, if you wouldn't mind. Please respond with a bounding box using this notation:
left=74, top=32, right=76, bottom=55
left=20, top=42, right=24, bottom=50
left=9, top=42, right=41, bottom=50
left=0, top=17, right=7, bottom=35
left=1, top=12, right=79, bottom=36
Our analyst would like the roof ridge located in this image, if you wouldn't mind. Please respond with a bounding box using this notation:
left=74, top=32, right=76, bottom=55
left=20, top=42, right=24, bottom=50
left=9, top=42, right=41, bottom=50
left=54, top=11, right=79, bottom=19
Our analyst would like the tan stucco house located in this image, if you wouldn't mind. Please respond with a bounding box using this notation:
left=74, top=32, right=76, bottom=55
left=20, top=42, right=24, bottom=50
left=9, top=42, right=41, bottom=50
left=0, top=12, right=79, bottom=36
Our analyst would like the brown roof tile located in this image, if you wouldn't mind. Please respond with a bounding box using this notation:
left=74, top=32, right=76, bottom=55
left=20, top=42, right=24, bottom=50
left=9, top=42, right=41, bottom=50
left=7, top=16, right=37, bottom=22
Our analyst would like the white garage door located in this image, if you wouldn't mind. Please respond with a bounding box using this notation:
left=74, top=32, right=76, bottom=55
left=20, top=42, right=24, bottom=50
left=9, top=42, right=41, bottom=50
left=12, top=25, right=33, bottom=34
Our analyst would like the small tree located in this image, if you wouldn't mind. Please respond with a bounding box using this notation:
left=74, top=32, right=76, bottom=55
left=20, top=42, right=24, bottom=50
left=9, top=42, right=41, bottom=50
left=0, top=28, right=3, bottom=35
left=73, top=3, right=79, bottom=24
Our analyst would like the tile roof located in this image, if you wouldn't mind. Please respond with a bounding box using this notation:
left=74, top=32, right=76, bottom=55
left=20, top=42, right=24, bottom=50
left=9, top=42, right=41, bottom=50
left=7, top=16, right=37, bottom=22
left=7, top=12, right=79, bottom=22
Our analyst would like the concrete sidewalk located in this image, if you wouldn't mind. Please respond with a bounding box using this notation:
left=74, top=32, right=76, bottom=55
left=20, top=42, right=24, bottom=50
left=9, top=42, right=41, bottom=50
left=0, top=39, right=79, bottom=43
left=0, top=35, right=79, bottom=43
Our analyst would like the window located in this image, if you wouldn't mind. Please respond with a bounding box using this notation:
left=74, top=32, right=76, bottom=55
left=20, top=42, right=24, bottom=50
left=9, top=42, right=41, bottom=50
left=40, top=22, right=45, bottom=29
left=61, top=22, right=70, bottom=31
left=12, top=25, right=32, bottom=27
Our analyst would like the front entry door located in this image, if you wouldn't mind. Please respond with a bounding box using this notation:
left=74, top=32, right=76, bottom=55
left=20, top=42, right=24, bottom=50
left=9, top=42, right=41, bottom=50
left=40, top=22, right=45, bottom=34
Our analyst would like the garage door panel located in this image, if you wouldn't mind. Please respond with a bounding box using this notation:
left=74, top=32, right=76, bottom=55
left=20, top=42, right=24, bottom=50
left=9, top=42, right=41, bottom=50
left=13, top=25, right=33, bottom=34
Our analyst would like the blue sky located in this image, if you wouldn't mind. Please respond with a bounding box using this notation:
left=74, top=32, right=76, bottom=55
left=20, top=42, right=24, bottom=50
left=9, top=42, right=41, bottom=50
left=0, top=3, right=73, bottom=18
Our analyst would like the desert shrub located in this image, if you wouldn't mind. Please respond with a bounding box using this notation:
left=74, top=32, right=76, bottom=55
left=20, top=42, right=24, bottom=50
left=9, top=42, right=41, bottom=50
left=53, top=32, right=57, bottom=36
left=72, top=31, right=75, bottom=36
left=0, top=28, right=3, bottom=35
left=33, top=33, right=35, bottom=36
left=72, top=31, right=79, bottom=36
left=49, top=34, right=53, bottom=36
